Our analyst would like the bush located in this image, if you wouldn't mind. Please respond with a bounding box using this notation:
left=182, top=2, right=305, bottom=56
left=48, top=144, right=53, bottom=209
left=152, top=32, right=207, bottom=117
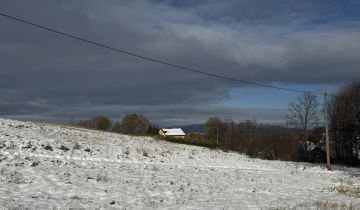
left=186, top=132, right=202, bottom=143
left=112, top=113, right=151, bottom=135
left=94, top=116, right=111, bottom=130
left=31, top=161, right=40, bottom=167
left=203, top=118, right=302, bottom=161
left=147, top=124, right=160, bottom=135
left=204, top=117, right=223, bottom=141
left=136, top=147, right=150, bottom=157
left=73, top=142, right=81, bottom=150
left=44, top=145, right=53, bottom=151
left=96, top=172, right=108, bottom=182
left=59, top=145, right=70, bottom=151
left=76, top=116, right=112, bottom=131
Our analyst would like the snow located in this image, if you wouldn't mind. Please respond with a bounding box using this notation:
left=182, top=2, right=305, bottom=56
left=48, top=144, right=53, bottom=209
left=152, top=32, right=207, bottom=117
left=161, top=128, right=185, bottom=136
left=0, top=118, right=359, bottom=209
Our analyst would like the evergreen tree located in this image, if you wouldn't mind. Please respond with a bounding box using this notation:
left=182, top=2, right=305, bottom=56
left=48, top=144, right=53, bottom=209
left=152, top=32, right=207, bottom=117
left=148, top=124, right=153, bottom=135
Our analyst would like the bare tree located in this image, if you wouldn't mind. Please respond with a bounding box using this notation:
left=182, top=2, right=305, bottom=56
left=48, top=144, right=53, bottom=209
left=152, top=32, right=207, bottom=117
left=287, top=92, right=320, bottom=157
left=204, top=117, right=222, bottom=142
left=287, top=93, right=320, bottom=133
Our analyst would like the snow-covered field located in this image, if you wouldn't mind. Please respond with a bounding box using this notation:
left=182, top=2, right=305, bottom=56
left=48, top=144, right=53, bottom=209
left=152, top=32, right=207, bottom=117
left=0, top=118, right=359, bottom=209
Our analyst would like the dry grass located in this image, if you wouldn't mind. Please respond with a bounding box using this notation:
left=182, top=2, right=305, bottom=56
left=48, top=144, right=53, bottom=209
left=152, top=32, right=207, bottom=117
left=136, top=146, right=150, bottom=157
left=314, top=200, right=355, bottom=210
left=96, top=172, right=108, bottom=182
left=326, top=177, right=360, bottom=198
left=73, top=142, right=81, bottom=150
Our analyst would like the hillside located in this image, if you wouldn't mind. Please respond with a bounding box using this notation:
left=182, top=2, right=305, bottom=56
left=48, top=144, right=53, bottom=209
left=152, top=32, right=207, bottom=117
left=0, top=118, right=359, bottom=209
left=175, top=124, right=205, bottom=133
left=175, top=123, right=298, bottom=134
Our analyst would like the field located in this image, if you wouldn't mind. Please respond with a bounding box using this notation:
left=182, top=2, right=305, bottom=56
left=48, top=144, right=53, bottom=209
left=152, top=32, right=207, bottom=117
left=0, top=118, right=359, bottom=209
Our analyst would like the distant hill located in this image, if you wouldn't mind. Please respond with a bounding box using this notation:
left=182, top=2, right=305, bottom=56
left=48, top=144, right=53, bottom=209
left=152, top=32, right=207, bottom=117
left=168, top=123, right=300, bottom=134
left=252, top=124, right=299, bottom=133
left=167, top=124, right=205, bottom=134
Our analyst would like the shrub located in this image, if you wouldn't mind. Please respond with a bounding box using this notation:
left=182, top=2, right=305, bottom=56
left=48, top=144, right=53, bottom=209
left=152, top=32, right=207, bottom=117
left=122, top=147, right=130, bottom=157
left=186, top=132, right=202, bottom=143
left=94, top=116, right=111, bottom=130
left=204, top=117, right=223, bottom=141
left=76, top=116, right=112, bottom=131
left=112, top=113, right=151, bottom=135
left=31, top=161, right=39, bottom=167
left=314, top=200, right=355, bottom=209
left=143, top=150, right=149, bottom=157
left=147, top=124, right=160, bottom=135
left=73, top=142, right=81, bottom=150
left=44, top=145, right=53, bottom=151
left=96, top=172, right=108, bottom=182
left=136, top=147, right=150, bottom=157
left=59, top=145, right=70, bottom=151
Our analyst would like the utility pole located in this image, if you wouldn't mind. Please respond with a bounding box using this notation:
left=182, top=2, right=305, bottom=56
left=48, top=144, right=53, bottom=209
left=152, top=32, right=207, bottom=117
left=324, top=92, right=331, bottom=170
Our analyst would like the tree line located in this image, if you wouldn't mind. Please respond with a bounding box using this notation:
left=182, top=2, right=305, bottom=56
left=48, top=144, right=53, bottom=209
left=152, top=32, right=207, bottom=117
left=75, top=113, right=159, bottom=136
left=328, top=82, right=360, bottom=165
left=198, top=82, right=360, bottom=166
left=74, top=82, right=359, bottom=166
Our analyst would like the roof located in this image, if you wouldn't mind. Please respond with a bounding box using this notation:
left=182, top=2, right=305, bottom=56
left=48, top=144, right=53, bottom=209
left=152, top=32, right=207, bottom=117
left=161, top=128, right=185, bottom=136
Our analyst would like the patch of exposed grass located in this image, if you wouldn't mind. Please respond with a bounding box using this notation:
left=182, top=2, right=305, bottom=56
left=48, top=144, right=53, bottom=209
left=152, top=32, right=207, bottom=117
left=136, top=147, right=150, bottom=157
left=96, top=172, right=108, bottom=182
left=326, top=178, right=360, bottom=198
left=123, top=147, right=130, bottom=157
left=314, top=200, right=355, bottom=210
left=73, top=142, right=81, bottom=150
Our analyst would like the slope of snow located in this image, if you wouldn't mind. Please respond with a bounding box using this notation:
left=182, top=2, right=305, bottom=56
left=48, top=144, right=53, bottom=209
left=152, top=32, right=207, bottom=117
left=0, top=118, right=359, bottom=209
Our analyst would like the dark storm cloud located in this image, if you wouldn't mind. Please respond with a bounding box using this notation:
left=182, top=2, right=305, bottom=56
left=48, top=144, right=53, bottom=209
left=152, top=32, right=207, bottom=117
left=0, top=0, right=360, bottom=124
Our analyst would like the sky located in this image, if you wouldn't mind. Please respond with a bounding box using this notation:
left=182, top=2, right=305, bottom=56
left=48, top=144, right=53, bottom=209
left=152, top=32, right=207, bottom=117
left=1, top=0, right=360, bottom=126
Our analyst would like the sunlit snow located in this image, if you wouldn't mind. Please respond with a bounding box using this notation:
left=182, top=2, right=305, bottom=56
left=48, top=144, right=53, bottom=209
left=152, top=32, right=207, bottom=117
left=0, top=118, right=359, bottom=209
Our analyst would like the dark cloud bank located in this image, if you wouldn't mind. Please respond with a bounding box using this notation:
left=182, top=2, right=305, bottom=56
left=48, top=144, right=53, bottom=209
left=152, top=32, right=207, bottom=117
left=0, top=0, right=359, bottom=125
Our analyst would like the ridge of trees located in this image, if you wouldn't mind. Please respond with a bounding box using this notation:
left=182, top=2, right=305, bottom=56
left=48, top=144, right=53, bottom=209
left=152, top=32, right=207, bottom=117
left=73, top=81, right=359, bottom=166
left=329, top=82, right=360, bottom=165
left=75, top=113, right=159, bottom=136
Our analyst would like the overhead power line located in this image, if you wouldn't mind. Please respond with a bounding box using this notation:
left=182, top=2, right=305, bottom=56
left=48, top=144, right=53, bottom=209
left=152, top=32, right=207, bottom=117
left=0, top=12, right=324, bottom=95
left=1, top=12, right=358, bottom=103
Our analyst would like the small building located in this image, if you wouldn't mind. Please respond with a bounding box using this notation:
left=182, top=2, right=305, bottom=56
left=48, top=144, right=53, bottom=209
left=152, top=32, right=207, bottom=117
left=159, top=128, right=186, bottom=139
